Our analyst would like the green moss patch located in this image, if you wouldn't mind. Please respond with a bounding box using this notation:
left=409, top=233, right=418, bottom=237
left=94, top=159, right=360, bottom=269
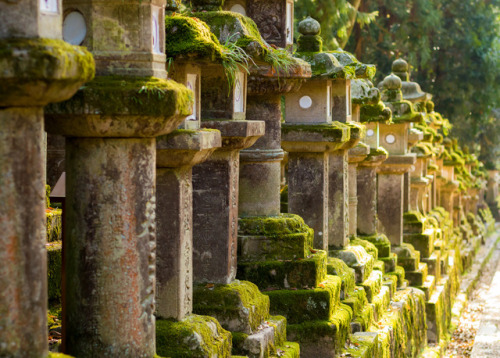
left=359, top=270, right=383, bottom=302
left=356, top=234, right=391, bottom=258
left=327, top=257, right=356, bottom=295
left=46, top=75, right=193, bottom=118
left=47, top=241, right=62, bottom=302
left=46, top=208, right=62, bottom=243
left=165, top=14, right=225, bottom=61
left=156, top=315, right=232, bottom=357
left=386, top=266, right=406, bottom=288
left=193, top=280, right=269, bottom=334
left=281, top=122, right=350, bottom=143
left=286, top=304, right=352, bottom=351
left=237, top=250, right=327, bottom=290
left=264, top=275, right=341, bottom=324
left=350, top=238, right=378, bottom=260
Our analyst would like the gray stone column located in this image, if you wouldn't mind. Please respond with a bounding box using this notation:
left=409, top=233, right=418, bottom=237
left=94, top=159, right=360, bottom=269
left=328, top=150, right=349, bottom=248
left=0, top=109, right=47, bottom=357
left=377, top=156, right=415, bottom=246
left=357, top=152, right=387, bottom=236
left=287, top=152, right=329, bottom=249
left=239, top=94, right=284, bottom=217
left=156, top=130, right=221, bottom=319
left=348, top=144, right=369, bottom=237
left=64, top=137, right=156, bottom=356
left=0, top=1, right=94, bottom=356
left=192, top=121, right=264, bottom=284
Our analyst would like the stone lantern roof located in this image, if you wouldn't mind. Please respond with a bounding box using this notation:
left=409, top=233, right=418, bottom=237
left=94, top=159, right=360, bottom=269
left=352, top=79, right=392, bottom=123
left=294, top=17, right=375, bottom=79
left=391, top=59, right=432, bottom=103
left=380, top=74, right=424, bottom=124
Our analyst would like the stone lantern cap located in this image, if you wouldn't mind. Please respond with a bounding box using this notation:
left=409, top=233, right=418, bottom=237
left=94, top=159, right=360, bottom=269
left=412, top=143, right=434, bottom=158
left=352, top=79, right=392, bottom=123
left=281, top=121, right=364, bottom=153
left=0, top=39, right=94, bottom=107
left=380, top=74, right=424, bottom=124
left=391, top=59, right=431, bottom=103
left=45, top=76, right=192, bottom=137
left=164, top=14, right=228, bottom=62
left=294, top=17, right=375, bottom=80
left=192, top=11, right=311, bottom=91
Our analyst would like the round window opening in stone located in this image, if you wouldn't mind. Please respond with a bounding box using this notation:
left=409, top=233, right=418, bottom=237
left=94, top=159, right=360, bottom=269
left=230, top=4, right=246, bottom=15
left=299, top=96, right=313, bottom=109
left=385, top=134, right=396, bottom=144
left=63, top=11, right=87, bottom=46
left=367, top=129, right=375, bottom=137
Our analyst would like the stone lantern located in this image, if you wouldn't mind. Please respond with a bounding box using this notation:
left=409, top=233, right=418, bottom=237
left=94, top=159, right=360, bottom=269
left=0, top=1, right=94, bottom=357
left=45, top=1, right=193, bottom=356
left=377, top=73, right=421, bottom=246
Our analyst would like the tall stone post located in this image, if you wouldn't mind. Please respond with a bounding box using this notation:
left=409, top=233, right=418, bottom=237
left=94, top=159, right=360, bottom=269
left=0, top=1, right=94, bottom=357
left=45, top=1, right=193, bottom=356
left=155, top=130, right=221, bottom=320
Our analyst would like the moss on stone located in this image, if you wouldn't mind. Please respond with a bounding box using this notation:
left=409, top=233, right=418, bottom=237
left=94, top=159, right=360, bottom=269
left=286, top=304, right=352, bottom=349
left=47, top=241, right=62, bottom=302
left=359, top=271, right=383, bottom=302
left=357, top=233, right=391, bottom=258
left=274, top=342, right=300, bottom=358
left=0, top=38, right=94, bottom=83
left=48, top=353, right=74, bottom=358
left=264, top=275, right=341, bottom=324
left=156, top=315, right=232, bottom=357
left=360, top=102, right=392, bottom=123
left=350, top=238, right=378, bottom=260
left=281, top=122, right=350, bottom=142
left=386, top=266, right=406, bottom=287
left=165, top=14, right=225, bottom=61
left=237, top=250, right=327, bottom=290
left=46, top=208, right=62, bottom=243
left=238, top=213, right=311, bottom=236
left=46, top=75, right=193, bottom=118
left=193, top=280, right=269, bottom=333
left=327, top=257, right=356, bottom=295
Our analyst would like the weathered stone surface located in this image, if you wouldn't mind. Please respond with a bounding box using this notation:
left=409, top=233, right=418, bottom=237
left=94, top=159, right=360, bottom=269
left=0, top=108, right=47, bottom=358
left=64, top=138, right=156, bottom=357
left=328, top=151, right=349, bottom=248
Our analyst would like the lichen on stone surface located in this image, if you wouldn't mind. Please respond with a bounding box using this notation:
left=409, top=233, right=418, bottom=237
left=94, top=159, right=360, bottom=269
left=46, top=75, right=193, bottom=118
left=156, top=314, right=232, bottom=357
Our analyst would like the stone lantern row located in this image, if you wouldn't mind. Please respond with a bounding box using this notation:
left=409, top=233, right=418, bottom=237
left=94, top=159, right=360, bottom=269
left=1, top=1, right=494, bottom=357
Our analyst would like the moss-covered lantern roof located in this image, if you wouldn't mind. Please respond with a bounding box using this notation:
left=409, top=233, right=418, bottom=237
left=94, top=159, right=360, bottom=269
left=352, top=79, right=392, bottom=123
left=392, top=59, right=431, bottom=103
left=165, top=14, right=227, bottom=62
left=379, top=74, right=423, bottom=124
left=186, top=10, right=310, bottom=79
left=293, top=17, right=376, bottom=80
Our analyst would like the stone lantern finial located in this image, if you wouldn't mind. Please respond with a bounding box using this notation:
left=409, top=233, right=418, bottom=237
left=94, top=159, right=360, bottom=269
left=297, top=16, right=322, bottom=52
left=392, top=58, right=409, bottom=81
left=381, top=74, right=403, bottom=102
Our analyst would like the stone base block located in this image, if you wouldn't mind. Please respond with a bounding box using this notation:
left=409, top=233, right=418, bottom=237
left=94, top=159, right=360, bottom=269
left=356, top=233, right=392, bottom=258
left=156, top=314, right=232, bottom=358
left=422, top=251, right=441, bottom=282
left=238, top=214, right=314, bottom=261
left=386, top=266, right=406, bottom=288
left=392, top=243, right=420, bottom=271
left=341, top=332, right=378, bottom=358
left=359, top=270, right=383, bottom=302
left=372, top=286, right=392, bottom=321
left=373, top=260, right=386, bottom=273
left=286, top=305, right=352, bottom=358
left=405, top=263, right=429, bottom=287
left=330, top=246, right=375, bottom=284
left=327, top=258, right=356, bottom=300
left=237, top=251, right=327, bottom=290
left=264, top=276, right=342, bottom=324
left=403, top=229, right=435, bottom=258
left=382, top=274, right=398, bottom=298
left=379, top=253, right=398, bottom=272
left=416, top=275, right=436, bottom=300
left=232, top=315, right=287, bottom=358
left=426, top=285, right=446, bottom=344
left=193, top=280, right=270, bottom=334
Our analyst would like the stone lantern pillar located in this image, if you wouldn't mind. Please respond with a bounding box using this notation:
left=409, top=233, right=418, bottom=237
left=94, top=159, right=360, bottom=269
left=281, top=18, right=355, bottom=250
left=0, top=1, right=94, bottom=357
left=44, top=1, right=193, bottom=356
left=376, top=74, right=420, bottom=246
